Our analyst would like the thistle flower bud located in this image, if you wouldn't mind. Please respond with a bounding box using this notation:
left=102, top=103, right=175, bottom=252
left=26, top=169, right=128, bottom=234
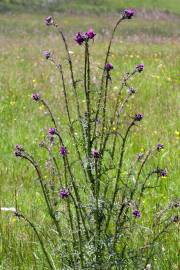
left=75, top=32, right=85, bottom=45
left=92, top=149, right=100, bottom=159
left=105, top=63, right=113, bottom=71
left=59, top=188, right=70, bottom=199
left=43, top=51, right=51, bottom=60
left=32, top=93, right=41, bottom=101
left=132, top=209, right=141, bottom=218
left=134, top=113, right=143, bottom=121
left=45, top=16, right=54, bottom=26
left=136, top=64, right=144, bottom=73
left=86, top=28, right=96, bottom=39
left=60, top=146, right=68, bottom=156
left=123, top=9, right=135, bottom=19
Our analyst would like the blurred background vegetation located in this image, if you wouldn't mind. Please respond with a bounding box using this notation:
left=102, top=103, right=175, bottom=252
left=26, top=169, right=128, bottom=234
left=0, top=0, right=180, bottom=14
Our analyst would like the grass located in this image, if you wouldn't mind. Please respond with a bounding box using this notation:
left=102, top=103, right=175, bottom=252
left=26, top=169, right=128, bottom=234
left=0, top=0, right=180, bottom=14
left=0, top=4, right=180, bottom=270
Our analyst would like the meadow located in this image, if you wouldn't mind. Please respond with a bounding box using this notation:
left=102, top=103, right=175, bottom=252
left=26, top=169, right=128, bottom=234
left=0, top=1, right=180, bottom=269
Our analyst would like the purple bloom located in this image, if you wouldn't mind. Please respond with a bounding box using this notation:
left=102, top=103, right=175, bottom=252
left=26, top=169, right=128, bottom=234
left=172, top=215, right=179, bottom=223
left=137, top=153, right=144, bottom=161
left=32, top=93, right=41, bottom=101
left=86, top=28, right=96, bottom=39
left=136, top=64, right=144, bottom=73
left=105, top=63, right=113, bottom=72
left=14, top=144, right=24, bottom=157
left=128, top=87, right=136, bottom=95
left=123, top=9, right=135, bottom=19
left=59, top=188, right=70, bottom=199
left=92, top=149, right=100, bottom=159
left=173, top=202, right=179, bottom=208
left=134, top=113, right=143, bottom=121
left=160, top=169, right=167, bottom=177
left=157, top=143, right=164, bottom=151
left=132, top=209, right=141, bottom=218
left=157, top=168, right=167, bottom=177
left=60, top=146, right=68, bottom=156
left=43, top=51, right=51, bottom=60
left=45, top=16, right=54, bottom=26
left=75, top=32, right=85, bottom=45
left=48, top=128, right=56, bottom=136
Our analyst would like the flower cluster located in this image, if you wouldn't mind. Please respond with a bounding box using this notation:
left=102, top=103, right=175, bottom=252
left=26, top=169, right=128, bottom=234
left=75, top=28, right=96, bottom=45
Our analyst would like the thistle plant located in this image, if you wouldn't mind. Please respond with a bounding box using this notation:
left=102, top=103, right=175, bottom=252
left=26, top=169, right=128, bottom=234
left=14, top=9, right=179, bottom=270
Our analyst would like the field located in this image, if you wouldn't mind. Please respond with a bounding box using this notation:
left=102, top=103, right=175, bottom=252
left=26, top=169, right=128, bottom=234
left=0, top=0, right=180, bottom=269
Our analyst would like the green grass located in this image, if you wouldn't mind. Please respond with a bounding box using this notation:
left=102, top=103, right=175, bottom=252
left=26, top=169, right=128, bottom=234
left=0, top=6, right=180, bottom=270
left=0, top=0, right=180, bottom=14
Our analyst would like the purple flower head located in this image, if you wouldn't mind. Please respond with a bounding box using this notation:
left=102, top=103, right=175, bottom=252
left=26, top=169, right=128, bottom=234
left=75, top=32, right=85, bottom=45
left=48, top=128, right=56, bottom=136
left=123, top=9, right=135, bottom=19
left=105, top=63, right=113, bottom=72
left=14, top=144, right=24, bottom=157
left=173, top=202, right=179, bottom=208
left=137, top=153, right=144, bottom=161
left=92, top=149, right=100, bottom=159
left=32, top=93, right=41, bottom=101
left=172, top=215, right=179, bottom=223
left=86, top=28, right=96, bottom=39
left=132, top=209, right=141, bottom=218
left=60, top=146, right=68, bottom=156
left=43, top=51, right=51, bottom=60
left=160, top=169, right=167, bottom=177
left=157, top=168, right=167, bottom=177
left=59, top=188, right=70, bottom=199
left=45, top=16, right=54, bottom=26
left=157, top=143, right=164, bottom=151
left=134, top=113, right=143, bottom=121
left=136, top=64, right=144, bottom=73
left=128, top=87, right=136, bottom=95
